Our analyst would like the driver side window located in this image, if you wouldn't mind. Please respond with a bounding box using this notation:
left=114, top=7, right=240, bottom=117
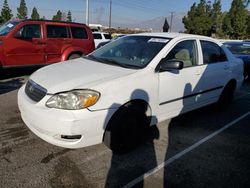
left=165, top=40, right=198, bottom=68
left=16, top=24, right=41, bottom=39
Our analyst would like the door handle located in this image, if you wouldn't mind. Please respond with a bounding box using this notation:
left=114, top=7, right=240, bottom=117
left=63, top=41, right=72, bottom=44
left=34, top=41, right=46, bottom=45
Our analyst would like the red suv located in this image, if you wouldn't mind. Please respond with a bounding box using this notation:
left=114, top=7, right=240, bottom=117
left=0, top=20, right=95, bottom=68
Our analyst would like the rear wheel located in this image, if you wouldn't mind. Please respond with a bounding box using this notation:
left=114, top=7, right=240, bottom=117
left=104, top=104, right=150, bottom=153
left=217, top=82, right=236, bottom=107
left=68, top=54, right=81, bottom=60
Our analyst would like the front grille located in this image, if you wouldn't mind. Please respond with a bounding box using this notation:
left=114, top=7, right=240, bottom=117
left=25, top=80, right=47, bottom=102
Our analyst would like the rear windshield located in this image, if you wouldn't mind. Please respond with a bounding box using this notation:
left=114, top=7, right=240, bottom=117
left=224, top=43, right=250, bottom=55
left=0, top=21, right=19, bottom=36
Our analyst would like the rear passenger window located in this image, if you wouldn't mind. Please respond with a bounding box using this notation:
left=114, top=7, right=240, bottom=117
left=93, top=33, right=102, bottom=39
left=47, top=25, right=68, bottom=38
left=104, top=34, right=112, bottom=39
left=201, top=40, right=227, bottom=64
left=71, top=27, right=87, bottom=39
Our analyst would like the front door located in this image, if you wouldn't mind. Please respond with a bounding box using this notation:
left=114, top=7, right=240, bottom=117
left=4, top=24, right=45, bottom=66
left=158, top=40, right=206, bottom=119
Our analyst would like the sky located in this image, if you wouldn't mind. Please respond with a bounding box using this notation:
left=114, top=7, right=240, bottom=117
left=0, top=0, right=239, bottom=31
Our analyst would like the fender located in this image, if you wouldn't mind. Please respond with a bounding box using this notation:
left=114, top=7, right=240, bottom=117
left=61, top=46, right=86, bottom=61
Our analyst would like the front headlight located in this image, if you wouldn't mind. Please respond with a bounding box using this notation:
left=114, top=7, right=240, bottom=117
left=46, top=90, right=100, bottom=110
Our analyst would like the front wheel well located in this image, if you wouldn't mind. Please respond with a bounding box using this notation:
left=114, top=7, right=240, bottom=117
left=67, top=51, right=84, bottom=60
left=104, top=99, right=151, bottom=133
left=102, top=99, right=151, bottom=151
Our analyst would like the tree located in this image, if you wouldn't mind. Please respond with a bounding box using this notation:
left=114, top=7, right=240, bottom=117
left=162, top=18, right=169, bottom=32
left=67, top=11, right=72, bottom=22
left=243, top=0, right=250, bottom=7
left=31, top=7, right=40, bottom=20
left=17, top=0, right=28, bottom=19
left=247, top=13, right=250, bottom=37
left=52, top=10, right=62, bottom=21
left=1, top=0, right=13, bottom=23
left=223, top=0, right=248, bottom=39
left=211, top=0, right=224, bottom=37
left=182, top=0, right=212, bottom=36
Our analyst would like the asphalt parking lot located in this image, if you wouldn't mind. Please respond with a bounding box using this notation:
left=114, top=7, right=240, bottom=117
left=1, top=70, right=250, bottom=188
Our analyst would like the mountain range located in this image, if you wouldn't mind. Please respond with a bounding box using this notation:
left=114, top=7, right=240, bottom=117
left=111, top=12, right=186, bottom=32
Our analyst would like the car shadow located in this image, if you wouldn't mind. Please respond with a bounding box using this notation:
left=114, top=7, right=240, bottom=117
left=0, top=78, right=25, bottom=95
left=0, top=67, right=40, bottom=80
left=0, top=67, right=39, bottom=95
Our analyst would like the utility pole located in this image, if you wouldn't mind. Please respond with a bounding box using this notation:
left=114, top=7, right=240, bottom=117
left=86, top=0, right=89, bottom=25
left=109, top=0, right=112, bottom=28
left=170, top=11, right=174, bottom=32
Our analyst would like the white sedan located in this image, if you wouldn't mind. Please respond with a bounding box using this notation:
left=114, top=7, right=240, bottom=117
left=18, top=33, right=243, bottom=151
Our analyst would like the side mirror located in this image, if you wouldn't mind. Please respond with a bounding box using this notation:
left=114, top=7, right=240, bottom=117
left=158, top=58, right=184, bottom=72
left=14, top=30, right=23, bottom=38
left=14, top=30, right=32, bottom=40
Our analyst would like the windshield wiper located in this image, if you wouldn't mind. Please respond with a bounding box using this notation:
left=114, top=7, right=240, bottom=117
left=99, top=58, right=141, bottom=69
left=86, top=55, right=140, bottom=69
left=99, top=58, right=124, bottom=67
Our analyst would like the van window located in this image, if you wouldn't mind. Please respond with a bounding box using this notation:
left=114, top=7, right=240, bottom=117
left=71, top=26, right=87, bottom=39
left=93, top=33, right=102, bottom=39
left=104, top=34, right=112, bottom=39
left=16, top=24, right=41, bottom=38
left=47, top=25, right=69, bottom=38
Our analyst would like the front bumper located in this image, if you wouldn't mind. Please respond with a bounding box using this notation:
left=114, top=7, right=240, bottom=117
left=17, top=86, right=116, bottom=149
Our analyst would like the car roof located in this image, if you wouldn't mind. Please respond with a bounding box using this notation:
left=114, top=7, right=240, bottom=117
left=12, top=19, right=87, bottom=26
left=93, top=32, right=110, bottom=35
left=132, top=32, right=217, bottom=41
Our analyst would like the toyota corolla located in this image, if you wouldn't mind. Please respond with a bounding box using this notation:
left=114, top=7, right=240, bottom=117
left=18, top=33, right=243, bottom=151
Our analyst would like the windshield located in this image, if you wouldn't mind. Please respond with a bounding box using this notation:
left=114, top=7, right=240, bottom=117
left=224, top=43, right=250, bottom=55
left=0, top=21, right=19, bottom=36
left=89, top=35, right=170, bottom=69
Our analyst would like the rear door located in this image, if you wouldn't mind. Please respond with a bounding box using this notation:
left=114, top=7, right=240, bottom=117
left=4, top=23, right=45, bottom=66
left=45, top=24, right=72, bottom=64
left=198, top=40, right=230, bottom=101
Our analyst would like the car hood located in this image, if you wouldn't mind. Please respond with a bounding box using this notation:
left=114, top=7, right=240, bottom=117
left=30, top=58, right=138, bottom=94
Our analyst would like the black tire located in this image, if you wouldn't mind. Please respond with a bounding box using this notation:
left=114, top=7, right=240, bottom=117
left=68, top=54, right=81, bottom=60
left=104, top=105, right=150, bottom=153
left=0, top=66, right=4, bottom=79
left=217, top=82, right=235, bottom=107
